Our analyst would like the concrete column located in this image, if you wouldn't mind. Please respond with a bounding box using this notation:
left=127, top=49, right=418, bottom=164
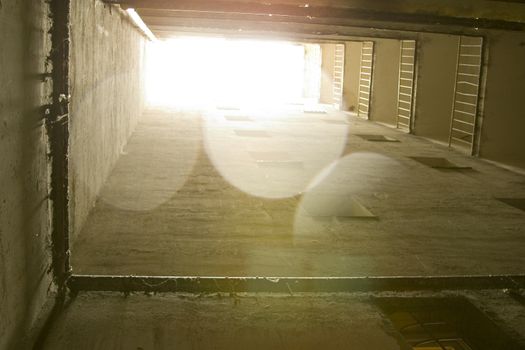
left=342, top=42, right=362, bottom=112
left=369, top=38, right=401, bottom=125
left=413, top=33, right=458, bottom=143
left=320, top=43, right=336, bottom=104
left=479, top=30, right=525, bottom=171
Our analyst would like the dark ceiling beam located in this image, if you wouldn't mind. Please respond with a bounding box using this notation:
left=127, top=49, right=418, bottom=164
left=140, top=10, right=521, bottom=40
left=145, top=20, right=433, bottom=41
left=104, top=0, right=525, bottom=14
left=69, top=274, right=525, bottom=293
left=149, top=27, right=412, bottom=44
left=104, top=0, right=525, bottom=31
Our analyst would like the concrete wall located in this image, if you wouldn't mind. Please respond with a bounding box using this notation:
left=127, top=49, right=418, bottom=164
left=479, top=31, right=525, bottom=170
left=0, top=1, right=55, bottom=349
left=70, top=0, right=146, bottom=241
left=413, top=33, right=458, bottom=143
left=342, top=41, right=361, bottom=112
left=369, top=39, right=401, bottom=125
left=303, top=44, right=322, bottom=101
left=320, top=43, right=336, bottom=104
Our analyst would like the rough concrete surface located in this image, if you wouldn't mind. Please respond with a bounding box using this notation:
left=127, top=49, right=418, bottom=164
left=71, top=107, right=525, bottom=277
left=480, top=30, right=525, bottom=170
left=41, top=290, right=525, bottom=350
left=0, top=1, right=54, bottom=349
left=465, top=289, right=525, bottom=344
left=369, top=38, right=401, bottom=126
left=42, top=292, right=405, bottom=350
left=69, top=0, right=146, bottom=243
left=413, top=32, right=459, bottom=143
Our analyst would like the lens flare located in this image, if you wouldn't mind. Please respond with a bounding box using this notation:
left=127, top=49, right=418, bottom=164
left=203, top=109, right=348, bottom=199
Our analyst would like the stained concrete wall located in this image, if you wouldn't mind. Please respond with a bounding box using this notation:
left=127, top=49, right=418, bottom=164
left=342, top=41, right=361, bottom=112
left=70, top=0, right=146, bottom=241
left=413, top=33, right=458, bottom=143
left=369, top=39, right=401, bottom=125
left=479, top=31, right=525, bottom=170
left=0, top=1, right=55, bottom=349
left=320, top=43, right=336, bottom=104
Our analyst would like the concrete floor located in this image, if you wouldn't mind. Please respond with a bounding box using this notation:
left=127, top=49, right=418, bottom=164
left=71, top=106, right=525, bottom=277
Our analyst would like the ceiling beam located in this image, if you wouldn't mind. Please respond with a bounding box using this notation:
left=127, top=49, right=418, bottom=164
left=69, top=274, right=525, bottom=293
left=104, top=0, right=525, bottom=31
left=143, top=18, right=465, bottom=40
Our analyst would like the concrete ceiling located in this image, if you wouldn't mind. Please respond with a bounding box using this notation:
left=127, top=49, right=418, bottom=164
left=104, top=0, right=525, bottom=39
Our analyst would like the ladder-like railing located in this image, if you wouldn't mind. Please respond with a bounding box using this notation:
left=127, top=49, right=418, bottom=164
left=357, top=41, right=374, bottom=119
left=396, top=40, right=416, bottom=132
left=448, top=36, right=484, bottom=154
left=333, top=44, right=345, bottom=109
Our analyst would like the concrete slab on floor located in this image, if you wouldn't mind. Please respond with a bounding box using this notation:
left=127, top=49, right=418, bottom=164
left=71, top=108, right=525, bottom=277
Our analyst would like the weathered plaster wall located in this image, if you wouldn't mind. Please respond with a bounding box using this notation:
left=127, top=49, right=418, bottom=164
left=479, top=31, right=525, bottom=170
left=369, top=38, right=400, bottom=125
left=0, top=1, right=55, bottom=349
left=413, top=33, right=458, bottom=143
left=342, top=41, right=361, bottom=112
left=70, top=0, right=146, bottom=242
left=320, top=43, right=336, bottom=104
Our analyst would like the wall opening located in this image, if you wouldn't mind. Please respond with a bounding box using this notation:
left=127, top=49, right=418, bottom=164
left=146, top=37, right=320, bottom=109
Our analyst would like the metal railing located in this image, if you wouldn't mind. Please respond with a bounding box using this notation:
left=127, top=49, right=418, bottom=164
left=448, top=36, right=484, bottom=154
left=396, top=40, right=416, bottom=132
left=357, top=41, right=374, bottom=119
left=333, top=44, right=345, bottom=109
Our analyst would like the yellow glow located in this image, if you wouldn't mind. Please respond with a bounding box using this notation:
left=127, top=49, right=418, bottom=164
left=146, top=37, right=306, bottom=108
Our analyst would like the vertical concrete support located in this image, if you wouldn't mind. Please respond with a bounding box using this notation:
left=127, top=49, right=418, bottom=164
left=342, top=41, right=362, bottom=112
left=369, top=38, right=401, bottom=125
left=479, top=31, right=525, bottom=170
left=0, top=0, right=56, bottom=348
left=303, top=44, right=322, bottom=102
left=413, top=33, right=458, bottom=143
left=320, top=43, right=336, bottom=104
left=69, top=0, right=146, bottom=243
left=48, top=0, right=71, bottom=291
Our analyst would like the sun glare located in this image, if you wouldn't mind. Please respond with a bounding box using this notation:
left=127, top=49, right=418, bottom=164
left=146, top=37, right=306, bottom=108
